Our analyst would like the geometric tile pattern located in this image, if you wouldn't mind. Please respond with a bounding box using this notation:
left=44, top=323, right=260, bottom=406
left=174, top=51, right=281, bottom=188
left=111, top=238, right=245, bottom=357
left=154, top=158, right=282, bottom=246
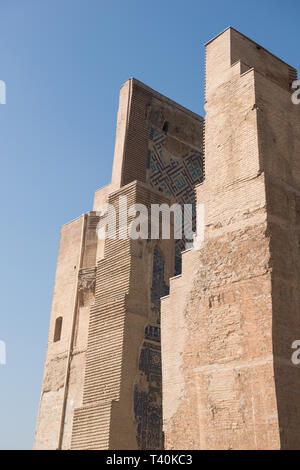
left=146, top=114, right=203, bottom=275
left=133, top=110, right=203, bottom=449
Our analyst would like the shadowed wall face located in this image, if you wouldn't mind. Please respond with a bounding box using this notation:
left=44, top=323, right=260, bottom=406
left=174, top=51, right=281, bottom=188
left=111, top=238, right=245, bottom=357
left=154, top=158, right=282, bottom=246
left=134, top=245, right=169, bottom=450
left=146, top=108, right=203, bottom=274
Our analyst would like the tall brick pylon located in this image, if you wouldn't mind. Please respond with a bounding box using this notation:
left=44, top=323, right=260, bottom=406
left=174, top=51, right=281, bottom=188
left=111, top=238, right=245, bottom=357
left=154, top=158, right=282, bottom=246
left=34, top=79, right=204, bottom=449
left=161, top=27, right=300, bottom=449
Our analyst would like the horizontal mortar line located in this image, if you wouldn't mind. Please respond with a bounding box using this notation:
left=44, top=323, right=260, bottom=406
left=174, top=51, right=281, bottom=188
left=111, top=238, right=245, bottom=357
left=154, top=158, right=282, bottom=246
left=96, top=267, right=131, bottom=274
left=87, top=326, right=124, bottom=334
left=87, top=323, right=125, bottom=331
left=85, top=369, right=122, bottom=377
left=88, top=320, right=125, bottom=328
left=89, top=311, right=125, bottom=318
left=82, top=395, right=120, bottom=402
left=86, top=342, right=123, bottom=349
left=71, top=440, right=109, bottom=446
left=73, top=408, right=111, bottom=416
left=72, top=424, right=111, bottom=430
left=72, top=421, right=111, bottom=428
left=72, top=446, right=108, bottom=450
left=83, top=378, right=121, bottom=386
left=73, top=401, right=113, bottom=410
left=95, top=275, right=130, bottom=281
left=73, top=411, right=111, bottom=418
left=72, top=423, right=111, bottom=430
left=87, top=335, right=124, bottom=343
left=73, top=413, right=111, bottom=420
left=86, top=339, right=124, bottom=348
left=71, top=439, right=110, bottom=444
left=82, top=397, right=119, bottom=405
left=86, top=352, right=123, bottom=360
left=88, top=324, right=125, bottom=332
left=84, top=395, right=119, bottom=405
left=93, top=295, right=129, bottom=303
left=88, top=316, right=125, bottom=323
left=71, top=442, right=109, bottom=448
left=86, top=338, right=124, bottom=346
left=72, top=437, right=109, bottom=442
left=83, top=381, right=120, bottom=388
left=89, top=308, right=126, bottom=315
left=84, top=379, right=121, bottom=387
left=95, top=282, right=130, bottom=289
left=90, top=305, right=126, bottom=311
left=85, top=359, right=123, bottom=368
left=90, top=299, right=126, bottom=307
left=95, top=280, right=130, bottom=285
left=71, top=438, right=109, bottom=446
left=86, top=352, right=123, bottom=359
left=72, top=436, right=109, bottom=442
left=92, top=292, right=127, bottom=298
left=86, top=341, right=124, bottom=351
left=72, top=440, right=109, bottom=444
left=88, top=323, right=124, bottom=330
left=73, top=421, right=111, bottom=428
left=85, top=361, right=123, bottom=370
left=84, top=371, right=122, bottom=379
left=95, top=276, right=130, bottom=282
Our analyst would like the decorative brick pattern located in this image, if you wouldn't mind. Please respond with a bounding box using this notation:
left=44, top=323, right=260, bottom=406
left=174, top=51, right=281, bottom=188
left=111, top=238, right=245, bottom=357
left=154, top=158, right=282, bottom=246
left=146, top=112, right=203, bottom=274
left=34, top=28, right=300, bottom=451
left=134, top=245, right=169, bottom=449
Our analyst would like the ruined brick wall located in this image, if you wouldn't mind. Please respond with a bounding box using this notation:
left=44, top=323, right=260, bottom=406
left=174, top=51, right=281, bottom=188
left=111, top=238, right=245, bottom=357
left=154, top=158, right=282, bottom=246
left=34, top=216, right=85, bottom=450
left=113, top=79, right=203, bottom=189
left=162, top=27, right=300, bottom=450
left=112, top=79, right=204, bottom=274
left=255, top=60, right=300, bottom=449
left=71, top=182, right=174, bottom=450
left=145, top=105, right=203, bottom=273
left=34, top=212, right=100, bottom=449
left=35, top=28, right=300, bottom=451
left=35, top=79, right=204, bottom=449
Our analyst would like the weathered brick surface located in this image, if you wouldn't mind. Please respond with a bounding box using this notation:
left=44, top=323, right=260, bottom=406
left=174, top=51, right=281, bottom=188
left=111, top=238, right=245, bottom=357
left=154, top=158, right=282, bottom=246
left=35, top=79, right=203, bottom=449
left=162, top=224, right=277, bottom=449
left=34, top=215, right=85, bottom=450
left=35, top=27, right=300, bottom=450
left=162, top=27, right=300, bottom=450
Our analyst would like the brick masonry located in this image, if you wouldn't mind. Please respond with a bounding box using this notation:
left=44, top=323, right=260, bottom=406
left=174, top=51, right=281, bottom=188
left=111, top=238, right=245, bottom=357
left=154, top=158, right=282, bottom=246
left=35, top=28, right=300, bottom=450
left=34, top=79, right=203, bottom=449
left=162, top=27, right=300, bottom=450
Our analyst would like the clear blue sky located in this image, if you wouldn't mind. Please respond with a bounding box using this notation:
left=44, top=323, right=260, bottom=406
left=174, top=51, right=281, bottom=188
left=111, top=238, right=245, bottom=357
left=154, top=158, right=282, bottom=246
left=0, top=0, right=299, bottom=450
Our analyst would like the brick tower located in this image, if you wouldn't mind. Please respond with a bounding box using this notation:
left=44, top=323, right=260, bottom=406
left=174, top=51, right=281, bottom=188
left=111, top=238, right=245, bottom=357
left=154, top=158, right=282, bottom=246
left=35, top=28, right=300, bottom=450
left=161, top=28, right=300, bottom=449
left=34, top=79, right=204, bottom=449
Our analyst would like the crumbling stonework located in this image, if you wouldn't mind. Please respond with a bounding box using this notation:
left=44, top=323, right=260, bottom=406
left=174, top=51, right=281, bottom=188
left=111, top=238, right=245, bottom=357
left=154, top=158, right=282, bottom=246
left=161, top=27, right=300, bottom=450
left=35, top=79, right=203, bottom=449
left=35, top=28, right=300, bottom=450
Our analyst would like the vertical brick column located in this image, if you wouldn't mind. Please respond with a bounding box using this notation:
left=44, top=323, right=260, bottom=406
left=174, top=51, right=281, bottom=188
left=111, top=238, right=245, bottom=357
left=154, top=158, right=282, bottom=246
left=162, top=27, right=299, bottom=449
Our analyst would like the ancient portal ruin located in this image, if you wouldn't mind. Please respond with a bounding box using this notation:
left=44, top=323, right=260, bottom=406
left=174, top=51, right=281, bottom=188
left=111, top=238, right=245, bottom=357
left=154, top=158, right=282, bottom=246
left=34, top=27, right=300, bottom=450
